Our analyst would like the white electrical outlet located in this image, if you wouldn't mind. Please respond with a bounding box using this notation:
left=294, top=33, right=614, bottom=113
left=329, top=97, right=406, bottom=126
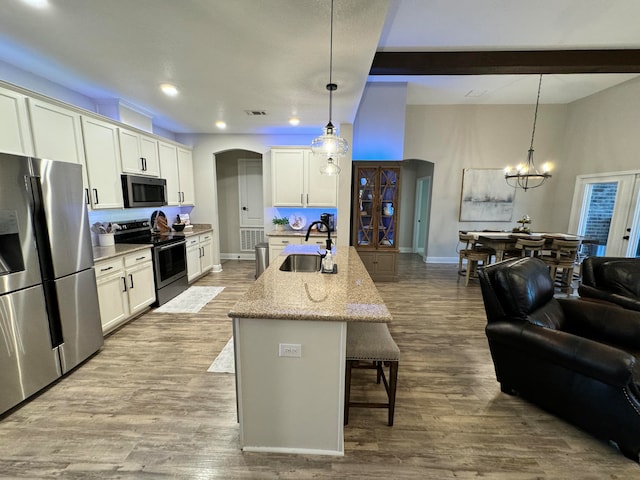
left=278, top=343, right=302, bottom=358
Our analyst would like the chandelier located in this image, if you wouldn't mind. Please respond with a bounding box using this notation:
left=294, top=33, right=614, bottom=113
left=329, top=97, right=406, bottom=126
left=504, top=74, right=552, bottom=191
left=311, top=0, right=348, bottom=175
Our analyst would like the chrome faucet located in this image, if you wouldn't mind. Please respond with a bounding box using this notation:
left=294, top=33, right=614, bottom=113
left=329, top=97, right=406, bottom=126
left=305, top=220, right=333, bottom=251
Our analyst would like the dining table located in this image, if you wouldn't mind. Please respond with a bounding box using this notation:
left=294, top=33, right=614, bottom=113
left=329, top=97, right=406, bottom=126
left=462, top=231, right=592, bottom=262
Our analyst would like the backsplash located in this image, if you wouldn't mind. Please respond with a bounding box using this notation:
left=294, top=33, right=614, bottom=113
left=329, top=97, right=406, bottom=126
left=88, top=206, right=193, bottom=245
left=268, top=207, right=337, bottom=230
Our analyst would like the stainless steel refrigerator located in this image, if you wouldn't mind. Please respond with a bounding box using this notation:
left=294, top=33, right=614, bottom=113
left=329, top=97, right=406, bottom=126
left=0, top=153, right=103, bottom=416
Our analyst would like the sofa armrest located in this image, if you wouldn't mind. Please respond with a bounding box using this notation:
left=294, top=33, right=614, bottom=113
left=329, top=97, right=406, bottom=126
left=486, top=321, right=637, bottom=387
left=558, top=297, right=640, bottom=349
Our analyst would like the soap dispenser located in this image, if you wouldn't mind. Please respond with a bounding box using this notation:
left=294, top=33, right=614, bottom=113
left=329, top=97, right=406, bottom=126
left=322, top=251, right=334, bottom=273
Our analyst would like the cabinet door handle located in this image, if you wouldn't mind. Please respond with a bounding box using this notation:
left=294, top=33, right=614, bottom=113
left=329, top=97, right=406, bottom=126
left=307, top=193, right=309, bottom=204
left=121, top=277, right=127, bottom=292
left=129, top=273, right=134, bottom=289
left=100, top=266, right=114, bottom=272
left=85, top=188, right=90, bottom=205
left=301, top=193, right=303, bottom=204
left=140, top=157, right=145, bottom=170
left=93, top=188, right=99, bottom=204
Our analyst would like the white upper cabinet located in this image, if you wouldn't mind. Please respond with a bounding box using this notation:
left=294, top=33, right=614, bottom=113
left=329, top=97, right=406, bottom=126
left=177, top=147, right=195, bottom=205
left=0, top=86, right=33, bottom=156
left=27, top=98, right=89, bottom=200
left=271, top=148, right=337, bottom=207
left=119, top=127, right=160, bottom=177
left=158, top=141, right=181, bottom=205
left=159, top=142, right=195, bottom=206
left=81, top=116, right=124, bottom=210
left=27, top=98, right=85, bottom=165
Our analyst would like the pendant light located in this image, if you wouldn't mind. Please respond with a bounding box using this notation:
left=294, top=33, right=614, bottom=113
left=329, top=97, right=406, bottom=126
left=504, top=74, right=553, bottom=191
left=312, top=0, right=348, bottom=175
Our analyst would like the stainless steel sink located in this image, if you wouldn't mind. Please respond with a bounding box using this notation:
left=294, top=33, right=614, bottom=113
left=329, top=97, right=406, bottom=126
left=279, top=254, right=322, bottom=272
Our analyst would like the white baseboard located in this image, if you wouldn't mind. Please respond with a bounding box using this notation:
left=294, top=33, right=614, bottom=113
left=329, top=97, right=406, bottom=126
left=425, top=257, right=458, bottom=264
left=241, top=446, right=344, bottom=456
left=220, top=253, right=255, bottom=261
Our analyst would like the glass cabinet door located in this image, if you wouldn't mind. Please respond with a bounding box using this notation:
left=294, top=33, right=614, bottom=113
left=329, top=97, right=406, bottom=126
left=354, top=165, right=399, bottom=249
left=378, top=168, right=398, bottom=248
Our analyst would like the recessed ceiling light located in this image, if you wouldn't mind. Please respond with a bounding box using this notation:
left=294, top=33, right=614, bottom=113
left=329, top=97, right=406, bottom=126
left=160, top=83, right=179, bottom=97
left=289, top=117, right=300, bottom=126
left=22, top=0, right=49, bottom=8
left=215, top=121, right=227, bottom=130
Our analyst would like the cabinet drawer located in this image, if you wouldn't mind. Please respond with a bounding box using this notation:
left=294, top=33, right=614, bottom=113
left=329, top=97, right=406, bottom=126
left=199, top=233, right=212, bottom=242
left=269, top=237, right=303, bottom=246
left=124, top=249, right=152, bottom=267
left=186, top=237, right=199, bottom=247
left=95, top=258, right=124, bottom=278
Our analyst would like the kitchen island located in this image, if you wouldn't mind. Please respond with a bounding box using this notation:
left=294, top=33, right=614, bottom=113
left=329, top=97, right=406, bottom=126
left=228, top=245, right=391, bottom=456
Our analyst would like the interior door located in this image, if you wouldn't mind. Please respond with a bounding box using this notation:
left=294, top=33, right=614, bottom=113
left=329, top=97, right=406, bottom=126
left=568, top=172, right=640, bottom=257
left=238, top=159, right=263, bottom=227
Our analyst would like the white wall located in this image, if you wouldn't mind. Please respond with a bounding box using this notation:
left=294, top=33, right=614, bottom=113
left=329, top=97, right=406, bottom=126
left=404, top=103, right=569, bottom=261
left=403, top=76, right=640, bottom=262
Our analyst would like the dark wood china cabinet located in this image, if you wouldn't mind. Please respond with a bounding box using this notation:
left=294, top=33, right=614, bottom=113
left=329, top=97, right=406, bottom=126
left=351, top=162, right=400, bottom=281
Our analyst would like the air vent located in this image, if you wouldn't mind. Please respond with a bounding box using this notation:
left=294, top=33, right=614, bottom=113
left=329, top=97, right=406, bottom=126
left=245, top=110, right=267, bottom=116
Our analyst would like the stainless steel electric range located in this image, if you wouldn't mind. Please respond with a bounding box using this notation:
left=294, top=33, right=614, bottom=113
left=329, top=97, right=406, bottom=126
left=114, top=219, right=188, bottom=306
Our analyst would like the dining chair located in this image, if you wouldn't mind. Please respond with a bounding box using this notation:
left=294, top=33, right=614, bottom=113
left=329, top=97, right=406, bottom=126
left=458, top=233, right=493, bottom=286
left=508, top=237, right=547, bottom=258
left=540, top=238, right=581, bottom=294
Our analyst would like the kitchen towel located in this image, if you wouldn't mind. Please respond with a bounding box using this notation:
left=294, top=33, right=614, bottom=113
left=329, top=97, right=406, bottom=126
left=154, top=286, right=224, bottom=314
left=207, top=337, right=234, bottom=373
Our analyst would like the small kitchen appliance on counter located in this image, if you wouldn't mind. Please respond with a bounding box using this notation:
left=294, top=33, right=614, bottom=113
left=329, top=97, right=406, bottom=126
left=114, top=219, right=188, bottom=306
left=319, top=213, right=335, bottom=232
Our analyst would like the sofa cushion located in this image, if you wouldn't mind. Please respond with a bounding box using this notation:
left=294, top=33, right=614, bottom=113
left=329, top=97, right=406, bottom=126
left=495, top=258, right=556, bottom=320
left=600, top=260, right=640, bottom=299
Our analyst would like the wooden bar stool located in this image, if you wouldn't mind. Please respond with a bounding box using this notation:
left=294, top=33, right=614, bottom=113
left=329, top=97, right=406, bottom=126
left=458, top=233, right=492, bottom=286
left=540, top=238, right=580, bottom=294
left=345, top=322, right=400, bottom=426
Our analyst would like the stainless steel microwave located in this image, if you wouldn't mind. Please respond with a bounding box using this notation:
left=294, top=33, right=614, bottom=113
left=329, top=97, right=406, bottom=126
left=121, top=174, right=167, bottom=208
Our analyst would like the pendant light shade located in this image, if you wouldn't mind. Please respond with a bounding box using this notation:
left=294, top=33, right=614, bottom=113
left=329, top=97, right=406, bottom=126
left=313, top=0, right=348, bottom=175
left=504, top=74, right=552, bottom=191
left=319, top=157, right=341, bottom=176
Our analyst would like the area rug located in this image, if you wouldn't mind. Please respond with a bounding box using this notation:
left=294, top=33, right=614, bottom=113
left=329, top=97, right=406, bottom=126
left=154, top=286, right=224, bottom=314
left=207, top=337, right=234, bottom=373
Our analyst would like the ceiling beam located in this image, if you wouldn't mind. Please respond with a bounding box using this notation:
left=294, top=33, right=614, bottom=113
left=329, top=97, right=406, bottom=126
left=370, top=50, right=640, bottom=75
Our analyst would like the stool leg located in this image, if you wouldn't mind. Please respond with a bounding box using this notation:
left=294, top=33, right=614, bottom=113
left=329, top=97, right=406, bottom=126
left=388, top=361, right=398, bottom=426
left=344, top=360, right=353, bottom=425
left=465, top=260, right=473, bottom=286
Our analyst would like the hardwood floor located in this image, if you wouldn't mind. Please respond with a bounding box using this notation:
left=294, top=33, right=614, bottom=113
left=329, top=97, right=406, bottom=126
left=0, top=254, right=637, bottom=478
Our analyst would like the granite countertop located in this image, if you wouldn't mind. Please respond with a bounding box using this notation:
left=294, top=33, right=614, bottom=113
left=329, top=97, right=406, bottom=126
left=93, top=243, right=152, bottom=262
left=93, top=224, right=213, bottom=262
left=228, top=246, right=391, bottom=323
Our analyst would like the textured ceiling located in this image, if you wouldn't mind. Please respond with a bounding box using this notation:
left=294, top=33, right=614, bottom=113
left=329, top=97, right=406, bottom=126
left=1, top=0, right=639, bottom=134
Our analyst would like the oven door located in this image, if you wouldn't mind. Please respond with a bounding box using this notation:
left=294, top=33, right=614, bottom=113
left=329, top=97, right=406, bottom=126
left=153, top=241, right=187, bottom=288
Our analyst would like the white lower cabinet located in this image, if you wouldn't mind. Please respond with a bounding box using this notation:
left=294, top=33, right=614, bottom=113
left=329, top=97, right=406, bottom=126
left=95, top=248, right=155, bottom=334
left=268, top=236, right=302, bottom=262
left=186, top=232, right=214, bottom=282
left=268, top=235, right=339, bottom=262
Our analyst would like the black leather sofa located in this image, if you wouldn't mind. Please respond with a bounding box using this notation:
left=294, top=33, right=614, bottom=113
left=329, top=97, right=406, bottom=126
left=579, top=256, right=640, bottom=312
left=478, top=257, right=640, bottom=461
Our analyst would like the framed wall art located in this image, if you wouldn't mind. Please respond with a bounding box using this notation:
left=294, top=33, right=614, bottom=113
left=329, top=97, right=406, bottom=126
left=459, top=168, right=515, bottom=222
